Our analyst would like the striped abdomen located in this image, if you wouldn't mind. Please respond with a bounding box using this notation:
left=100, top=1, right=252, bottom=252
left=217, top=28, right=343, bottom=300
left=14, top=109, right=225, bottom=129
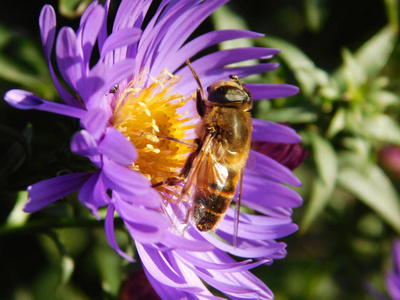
left=194, top=166, right=240, bottom=231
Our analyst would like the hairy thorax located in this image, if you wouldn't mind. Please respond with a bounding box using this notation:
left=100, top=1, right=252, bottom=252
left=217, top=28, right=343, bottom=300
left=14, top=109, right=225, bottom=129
left=197, top=106, right=252, bottom=170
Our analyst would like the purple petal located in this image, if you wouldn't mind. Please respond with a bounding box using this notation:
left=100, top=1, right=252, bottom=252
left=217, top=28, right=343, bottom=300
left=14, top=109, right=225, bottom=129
left=78, top=4, right=105, bottom=71
left=70, top=130, right=101, bottom=166
left=83, top=59, right=135, bottom=111
left=112, top=0, right=152, bottom=63
left=144, top=268, right=215, bottom=300
left=136, top=242, right=204, bottom=292
left=149, top=0, right=231, bottom=74
left=190, top=269, right=260, bottom=296
left=39, top=5, right=56, bottom=63
left=252, top=119, right=302, bottom=143
left=247, top=83, right=299, bottom=100
left=387, top=272, right=400, bottom=299
left=218, top=215, right=298, bottom=241
left=78, top=0, right=98, bottom=27
left=176, top=62, right=279, bottom=97
left=97, top=0, right=111, bottom=53
left=101, top=157, right=150, bottom=195
left=98, top=127, right=137, bottom=165
left=114, top=189, right=162, bottom=209
left=386, top=239, right=400, bottom=299
left=229, top=208, right=293, bottom=225
left=25, top=173, right=91, bottom=213
left=100, top=28, right=142, bottom=58
left=197, top=266, right=273, bottom=300
left=4, top=90, right=85, bottom=118
left=240, top=197, right=294, bottom=219
left=245, top=176, right=300, bottom=207
left=241, top=174, right=303, bottom=208
left=56, top=27, right=83, bottom=93
left=102, top=58, right=135, bottom=91
left=114, top=195, right=169, bottom=243
left=176, top=250, right=265, bottom=272
left=39, top=5, right=78, bottom=106
left=78, top=170, right=109, bottom=218
left=246, top=150, right=302, bottom=186
left=200, top=231, right=286, bottom=259
left=137, top=0, right=193, bottom=74
left=80, top=108, right=108, bottom=141
left=161, top=231, right=215, bottom=252
left=169, top=30, right=264, bottom=73
left=113, top=0, right=152, bottom=31
left=105, top=204, right=135, bottom=262
left=193, top=47, right=279, bottom=68
left=79, top=62, right=106, bottom=108
left=394, top=240, right=400, bottom=272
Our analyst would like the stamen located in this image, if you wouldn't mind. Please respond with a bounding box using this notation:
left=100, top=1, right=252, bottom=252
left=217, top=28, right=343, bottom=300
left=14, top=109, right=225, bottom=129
left=112, top=70, right=197, bottom=199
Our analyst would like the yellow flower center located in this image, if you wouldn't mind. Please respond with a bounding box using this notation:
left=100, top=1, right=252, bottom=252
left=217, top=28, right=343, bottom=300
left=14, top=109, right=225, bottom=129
left=112, top=70, right=197, bottom=199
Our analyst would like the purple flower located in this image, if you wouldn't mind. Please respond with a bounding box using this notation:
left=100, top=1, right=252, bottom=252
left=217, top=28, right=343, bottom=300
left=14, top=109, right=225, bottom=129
left=4, top=0, right=303, bottom=298
left=251, top=123, right=308, bottom=171
left=387, top=239, right=400, bottom=299
left=378, top=145, right=400, bottom=183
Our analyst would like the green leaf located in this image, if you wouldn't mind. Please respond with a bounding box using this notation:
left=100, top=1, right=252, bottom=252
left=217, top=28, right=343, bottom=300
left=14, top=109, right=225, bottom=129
left=0, top=24, right=12, bottom=49
left=59, top=0, right=91, bottom=18
left=211, top=4, right=258, bottom=71
left=211, top=4, right=252, bottom=49
left=301, top=177, right=332, bottom=233
left=258, top=36, right=332, bottom=97
left=308, top=132, right=338, bottom=186
left=60, top=256, right=75, bottom=286
left=304, top=0, right=328, bottom=32
left=95, top=236, right=125, bottom=296
left=333, top=25, right=397, bottom=92
left=354, top=25, right=397, bottom=78
left=326, top=107, right=346, bottom=138
left=301, top=133, right=338, bottom=231
left=384, top=0, right=399, bottom=28
left=5, top=191, right=29, bottom=228
left=370, top=90, right=400, bottom=107
left=362, top=114, right=400, bottom=145
left=44, top=231, right=75, bottom=287
left=262, top=107, right=318, bottom=124
left=341, top=48, right=365, bottom=89
left=338, top=163, right=400, bottom=234
left=0, top=55, right=57, bottom=99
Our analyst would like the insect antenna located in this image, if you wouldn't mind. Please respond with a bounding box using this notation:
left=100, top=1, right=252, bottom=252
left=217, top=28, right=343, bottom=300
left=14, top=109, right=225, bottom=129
left=186, top=60, right=207, bottom=102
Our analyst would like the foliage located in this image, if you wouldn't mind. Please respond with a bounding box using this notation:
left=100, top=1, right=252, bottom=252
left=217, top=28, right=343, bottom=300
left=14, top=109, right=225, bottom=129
left=1, top=0, right=400, bottom=299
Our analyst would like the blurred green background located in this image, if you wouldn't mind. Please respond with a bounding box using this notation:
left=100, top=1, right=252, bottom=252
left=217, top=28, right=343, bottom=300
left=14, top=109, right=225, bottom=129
left=1, top=0, right=400, bottom=299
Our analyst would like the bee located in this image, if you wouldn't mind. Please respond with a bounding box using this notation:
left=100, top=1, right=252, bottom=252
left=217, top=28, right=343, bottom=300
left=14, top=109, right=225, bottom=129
left=175, top=61, right=253, bottom=233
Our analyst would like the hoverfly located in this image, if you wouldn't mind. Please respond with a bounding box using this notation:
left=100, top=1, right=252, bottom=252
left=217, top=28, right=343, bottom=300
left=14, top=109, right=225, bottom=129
left=174, top=61, right=253, bottom=234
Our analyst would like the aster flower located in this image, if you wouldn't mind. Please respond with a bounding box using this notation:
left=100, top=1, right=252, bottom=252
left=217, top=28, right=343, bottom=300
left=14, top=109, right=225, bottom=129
left=387, top=239, right=400, bottom=299
left=4, top=0, right=303, bottom=298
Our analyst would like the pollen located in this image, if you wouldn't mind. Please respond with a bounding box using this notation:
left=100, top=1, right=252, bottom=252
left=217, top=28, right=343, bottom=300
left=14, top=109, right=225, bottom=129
left=112, top=70, right=197, bottom=198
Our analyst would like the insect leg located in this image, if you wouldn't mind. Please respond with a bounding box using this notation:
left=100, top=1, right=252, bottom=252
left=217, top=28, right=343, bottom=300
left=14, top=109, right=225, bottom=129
left=141, top=132, right=197, bottom=148
left=195, top=88, right=205, bottom=117
left=233, top=167, right=244, bottom=248
left=186, top=60, right=206, bottom=117
left=151, top=138, right=201, bottom=190
left=151, top=177, right=184, bottom=189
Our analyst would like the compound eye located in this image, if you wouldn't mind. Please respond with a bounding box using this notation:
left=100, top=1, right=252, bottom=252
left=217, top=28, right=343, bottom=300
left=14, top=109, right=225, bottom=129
left=209, top=86, right=248, bottom=103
